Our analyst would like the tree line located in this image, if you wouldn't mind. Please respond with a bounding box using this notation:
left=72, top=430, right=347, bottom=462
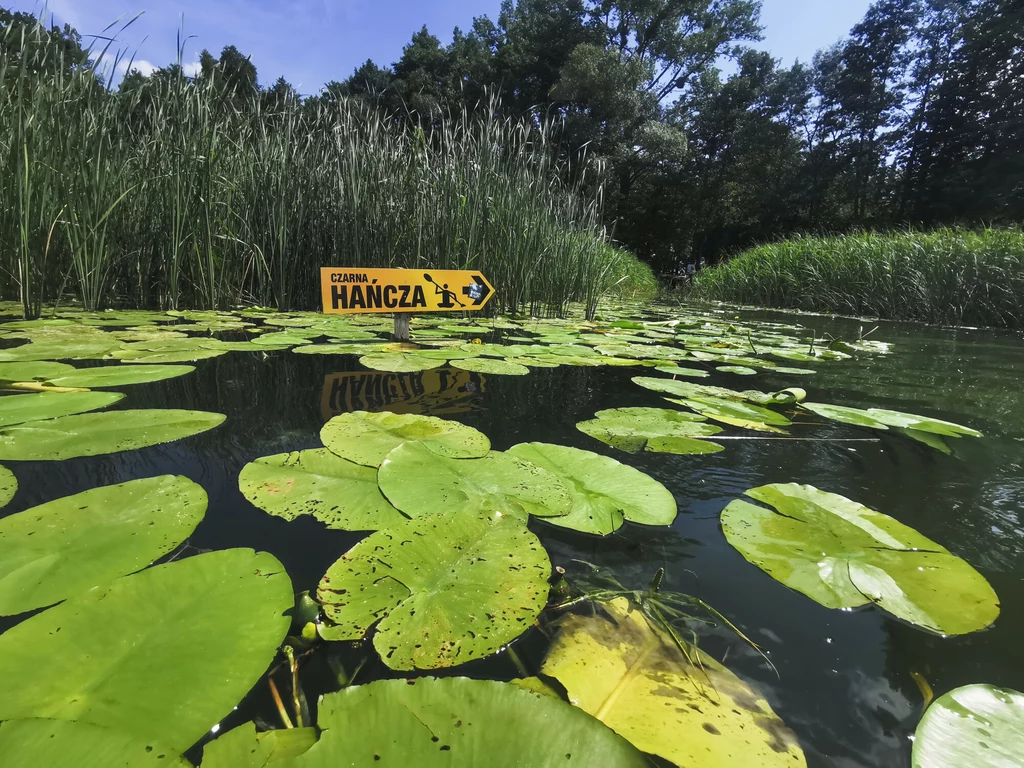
left=4, top=0, right=1022, bottom=277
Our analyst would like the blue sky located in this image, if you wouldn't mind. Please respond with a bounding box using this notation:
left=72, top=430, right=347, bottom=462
left=19, top=0, right=872, bottom=93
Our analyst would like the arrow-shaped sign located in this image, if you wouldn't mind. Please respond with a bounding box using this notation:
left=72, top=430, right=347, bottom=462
left=462, top=275, right=493, bottom=307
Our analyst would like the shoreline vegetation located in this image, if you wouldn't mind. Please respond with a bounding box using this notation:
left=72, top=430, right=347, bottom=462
left=0, top=16, right=656, bottom=321
left=691, top=229, right=1024, bottom=329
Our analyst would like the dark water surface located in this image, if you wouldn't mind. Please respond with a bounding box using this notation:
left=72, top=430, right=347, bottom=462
left=4, top=306, right=1023, bottom=767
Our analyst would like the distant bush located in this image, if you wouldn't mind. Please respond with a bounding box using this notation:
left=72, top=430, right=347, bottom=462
left=692, top=229, right=1024, bottom=328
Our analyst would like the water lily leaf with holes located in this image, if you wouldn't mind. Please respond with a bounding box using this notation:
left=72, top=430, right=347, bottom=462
left=505, top=442, right=676, bottom=535
left=0, top=719, right=189, bottom=768
left=665, top=395, right=790, bottom=434
left=541, top=597, right=806, bottom=767
left=576, top=407, right=724, bottom=455
left=239, top=449, right=407, bottom=531
left=359, top=353, right=440, bottom=373
left=0, top=361, right=75, bottom=381
left=721, top=483, right=999, bottom=634
left=317, top=510, right=550, bottom=670
left=378, top=442, right=572, bottom=521
left=0, top=391, right=124, bottom=428
left=0, top=463, right=15, bottom=509
left=0, top=409, right=226, bottom=461
left=0, top=475, right=207, bottom=616
left=452, top=358, right=529, bottom=375
left=321, top=411, right=489, bottom=467
left=202, top=722, right=317, bottom=768
left=283, top=678, right=646, bottom=766
left=0, top=549, right=292, bottom=751
left=912, top=684, right=1024, bottom=768
left=43, top=365, right=194, bottom=389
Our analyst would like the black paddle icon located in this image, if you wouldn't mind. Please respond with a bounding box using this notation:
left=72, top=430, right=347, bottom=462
left=424, top=273, right=465, bottom=308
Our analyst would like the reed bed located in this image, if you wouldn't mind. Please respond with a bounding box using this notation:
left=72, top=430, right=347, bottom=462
left=0, top=22, right=655, bottom=319
left=692, top=229, right=1024, bottom=328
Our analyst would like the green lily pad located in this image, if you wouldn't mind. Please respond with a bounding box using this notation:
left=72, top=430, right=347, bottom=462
left=721, top=483, right=999, bottom=634
left=0, top=719, right=188, bottom=768
left=113, top=348, right=226, bottom=364
left=281, top=678, right=646, bottom=766
left=0, top=391, right=125, bottom=428
left=293, top=342, right=391, bottom=356
left=506, top=442, right=676, bottom=535
left=654, top=365, right=709, bottom=377
left=452, top=358, right=530, bottom=375
left=633, top=376, right=775, bottom=404
left=0, top=340, right=119, bottom=361
left=0, top=463, right=15, bottom=509
left=665, top=395, right=791, bottom=433
left=378, top=442, right=572, bottom=521
left=0, top=549, right=292, bottom=751
left=0, top=362, right=75, bottom=381
left=321, top=411, right=490, bottom=467
left=43, top=365, right=195, bottom=388
left=239, top=449, right=408, bottom=531
left=0, top=475, right=207, bottom=616
left=360, top=353, right=440, bottom=373
left=799, top=402, right=891, bottom=430
left=317, top=510, right=550, bottom=670
left=577, top=407, right=724, bottom=455
left=800, top=403, right=982, bottom=438
left=0, top=409, right=226, bottom=461
left=542, top=597, right=806, bottom=767
left=202, top=722, right=317, bottom=767
left=716, top=365, right=758, bottom=375
left=912, top=684, right=1024, bottom=768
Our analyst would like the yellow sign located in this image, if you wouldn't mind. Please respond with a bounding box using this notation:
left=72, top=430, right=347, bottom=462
left=321, top=268, right=494, bottom=314
left=321, top=368, right=485, bottom=420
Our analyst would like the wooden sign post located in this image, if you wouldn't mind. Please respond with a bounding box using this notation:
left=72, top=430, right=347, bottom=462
left=320, top=268, right=495, bottom=341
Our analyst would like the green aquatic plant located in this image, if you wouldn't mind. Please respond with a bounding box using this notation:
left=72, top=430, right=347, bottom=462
left=505, top=442, right=677, bottom=535
left=0, top=549, right=293, bottom=752
left=721, top=483, right=999, bottom=635
left=0, top=409, right=226, bottom=461
left=377, top=442, right=573, bottom=521
left=0, top=719, right=189, bottom=768
left=0, top=463, right=15, bottom=509
left=320, top=411, right=490, bottom=467
left=207, top=678, right=647, bottom=766
left=577, top=406, right=725, bottom=455
left=912, top=684, right=1024, bottom=767
left=0, top=390, right=124, bottom=428
left=317, top=510, right=550, bottom=670
left=39, top=364, right=196, bottom=388
left=0, top=476, right=207, bottom=616
left=452, top=357, right=531, bottom=375
left=239, top=449, right=407, bottom=531
left=542, top=597, right=807, bottom=767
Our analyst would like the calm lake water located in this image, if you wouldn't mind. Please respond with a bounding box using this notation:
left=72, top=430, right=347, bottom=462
left=4, top=305, right=1023, bottom=767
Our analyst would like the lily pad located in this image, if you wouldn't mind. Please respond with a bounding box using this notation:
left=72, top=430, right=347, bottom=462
left=42, top=365, right=195, bottom=388
left=0, top=390, right=125, bottom=428
left=360, top=353, right=440, bottom=373
left=0, top=361, right=75, bottom=381
left=0, top=409, right=226, bottom=461
left=912, top=684, right=1024, bottom=768
left=0, top=339, right=119, bottom=361
left=506, top=442, right=677, bottom=535
left=0, top=475, right=207, bottom=616
left=239, top=449, right=407, bottom=531
left=320, top=411, right=489, bottom=467
left=0, top=463, right=15, bottom=509
left=317, top=510, right=550, bottom=670
left=113, top=348, right=226, bottom=364
left=452, top=358, right=530, bottom=376
left=0, top=549, right=292, bottom=751
left=721, top=483, right=999, bottom=635
left=0, top=719, right=188, bottom=768
left=665, top=395, right=791, bottom=433
left=542, top=597, right=806, bottom=767
left=633, top=376, right=775, bottom=404
left=378, top=442, right=572, bottom=521
left=654, top=365, right=709, bottom=377
left=202, top=722, right=317, bottom=768
left=800, top=403, right=983, bottom=438
left=716, top=365, right=758, bottom=375
left=283, top=677, right=647, bottom=766
left=576, top=407, right=724, bottom=455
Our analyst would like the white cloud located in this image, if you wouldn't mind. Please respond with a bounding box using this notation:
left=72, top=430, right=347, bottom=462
left=117, top=59, right=158, bottom=77
left=182, top=61, right=202, bottom=77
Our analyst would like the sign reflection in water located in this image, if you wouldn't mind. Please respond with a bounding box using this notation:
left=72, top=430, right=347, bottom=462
left=320, top=367, right=486, bottom=421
